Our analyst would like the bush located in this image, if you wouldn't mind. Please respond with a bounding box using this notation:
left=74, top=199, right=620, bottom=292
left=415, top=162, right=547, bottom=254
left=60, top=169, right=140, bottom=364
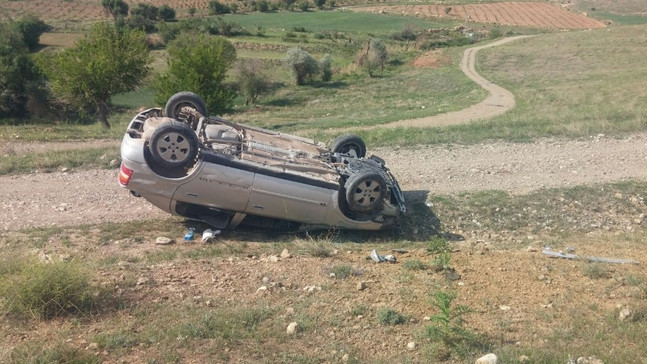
left=236, top=59, right=270, bottom=105
left=130, top=2, right=159, bottom=20
left=0, top=259, right=104, bottom=319
left=298, top=0, right=311, bottom=11
left=403, top=259, right=427, bottom=271
left=158, top=5, right=176, bottom=21
left=285, top=47, right=319, bottom=85
left=154, top=33, right=237, bottom=115
left=209, top=0, right=231, bottom=14
left=319, top=53, right=333, bottom=82
left=377, top=307, right=406, bottom=325
left=14, top=15, right=50, bottom=51
left=330, top=265, right=352, bottom=279
left=315, top=0, right=326, bottom=9
left=256, top=0, right=270, bottom=12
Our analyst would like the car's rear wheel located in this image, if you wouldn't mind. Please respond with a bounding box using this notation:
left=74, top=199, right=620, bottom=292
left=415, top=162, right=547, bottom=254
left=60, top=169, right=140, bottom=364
left=164, top=91, right=208, bottom=120
left=330, top=134, right=366, bottom=158
left=148, top=121, right=199, bottom=171
left=345, top=171, right=386, bottom=213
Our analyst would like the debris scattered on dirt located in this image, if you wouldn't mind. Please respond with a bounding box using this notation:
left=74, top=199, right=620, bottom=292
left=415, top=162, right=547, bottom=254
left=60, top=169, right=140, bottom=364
left=542, top=247, right=639, bottom=264
left=369, top=249, right=396, bottom=263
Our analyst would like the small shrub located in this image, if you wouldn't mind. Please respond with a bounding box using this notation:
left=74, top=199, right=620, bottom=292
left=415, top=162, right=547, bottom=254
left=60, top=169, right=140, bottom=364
left=377, top=307, right=406, bottom=325
left=350, top=305, right=367, bottom=316
left=427, top=236, right=449, bottom=254
left=256, top=0, right=270, bottom=12
left=330, top=265, right=352, bottom=279
left=403, top=259, right=427, bottom=271
left=10, top=343, right=100, bottom=364
left=298, top=0, right=310, bottom=12
left=304, top=242, right=333, bottom=258
left=209, top=0, right=230, bottom=14
left=582, top=262, right=611, bottom=279
left=319, top=53, right=333, bottom=82
left=426, top=290, right=474, bottom=350
left=0, top=259, right=104, bottom=319
left=158, top=5, right=176, bottom=21
left=236, top=58, right=270, bottom=105
left=433, top=251, right=452, bottom=272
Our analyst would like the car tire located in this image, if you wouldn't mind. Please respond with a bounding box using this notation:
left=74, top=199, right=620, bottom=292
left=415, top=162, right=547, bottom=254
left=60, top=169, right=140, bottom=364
left=148, top=120, right=199, bottom=170
left=164, top=91, right=208, bottom=120
left=330, top=134, right=366, bottom=158
left=345, top=170, right=387, bottom=213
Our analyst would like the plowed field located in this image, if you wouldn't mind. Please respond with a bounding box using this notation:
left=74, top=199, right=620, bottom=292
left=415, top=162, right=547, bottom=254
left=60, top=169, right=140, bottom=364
left=355, top=2, right=607, bottom=29
left=0, top=0, right=211, bottom=21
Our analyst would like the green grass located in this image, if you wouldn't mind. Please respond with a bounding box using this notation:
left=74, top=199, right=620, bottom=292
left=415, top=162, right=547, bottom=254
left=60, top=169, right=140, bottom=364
left=595, top=13, right=647, bottom=25
left=225, top=11, right=460, bottom=35
left=0, top=146, right=119, bottom=175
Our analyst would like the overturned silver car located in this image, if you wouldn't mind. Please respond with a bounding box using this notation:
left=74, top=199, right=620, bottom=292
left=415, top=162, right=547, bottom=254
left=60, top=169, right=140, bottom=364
left=119, top=91, right=405, bottom=231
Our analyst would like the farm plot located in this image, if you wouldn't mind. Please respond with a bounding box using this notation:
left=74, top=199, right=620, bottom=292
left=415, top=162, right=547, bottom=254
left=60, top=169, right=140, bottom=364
left=354, top=1, right=607, bottom=29
left=0, top=0, right=210, bottom=22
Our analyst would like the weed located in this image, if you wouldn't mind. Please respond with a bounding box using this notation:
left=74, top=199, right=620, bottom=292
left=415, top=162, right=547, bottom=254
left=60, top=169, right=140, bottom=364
left=349, top=305, right=367, bottom=317
left=8, top=343, right=100, bottom=364
left=432, top=251, right=452, bottom=272
left=330, top=265, right=353, bottom=279
left=377, top=307, right=407, bottom=326
left=582, top=262, right=611, bottom=279
left=427, top=236, right=449, bottom=254
left=0, top=258, right=106, bottom=319
left=402, top=259, right=427, bottom=271
left=425, top=290, right=475, bottom=356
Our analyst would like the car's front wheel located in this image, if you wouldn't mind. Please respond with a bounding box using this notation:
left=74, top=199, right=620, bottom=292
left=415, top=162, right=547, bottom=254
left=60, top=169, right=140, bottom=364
left=148, top=121, right=199, bottom=171
left=344, top=171, right=387, bottom=213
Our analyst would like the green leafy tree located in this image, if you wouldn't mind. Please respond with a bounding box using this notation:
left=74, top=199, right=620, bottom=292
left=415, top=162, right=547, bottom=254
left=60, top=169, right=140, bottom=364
left=131, top=3, right=159, bottom=20
left=14, top=15, right=50, bottom=51
left=358, top=38, right=388, bottom=77
left=237, top=59, right=270, bottom=105
left=154, top=33, right=237, bottom=115
left=101, top=0, right=129, bottom=20
left=285, top=47, right=319, bottom=85
left=0, top=24, right=47, bottom=118
left=315, top=0, right=326, bottom=9
left=298, top=0, right=311, bottom=11
left=39, top=23, right=151, bottom=128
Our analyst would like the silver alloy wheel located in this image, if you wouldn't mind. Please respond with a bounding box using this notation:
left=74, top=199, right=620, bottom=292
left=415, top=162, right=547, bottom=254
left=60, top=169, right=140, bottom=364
left=351, top=179, right=382, bottom=208
left=155, top=131, right=191, bottom=162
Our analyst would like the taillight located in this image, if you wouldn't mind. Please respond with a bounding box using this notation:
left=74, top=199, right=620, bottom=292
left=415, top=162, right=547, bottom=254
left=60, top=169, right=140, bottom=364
left=119, top=163, right=134, bottom=186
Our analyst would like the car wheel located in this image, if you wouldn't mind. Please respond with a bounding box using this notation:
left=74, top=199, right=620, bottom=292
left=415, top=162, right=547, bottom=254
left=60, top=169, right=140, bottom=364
left=164, top=91, right=208, bottom=120
left=345, top=171, right=387, bottom=213
left=330, top=134, right=366, bottom=158
left=148, top=121, right=199, bottom=170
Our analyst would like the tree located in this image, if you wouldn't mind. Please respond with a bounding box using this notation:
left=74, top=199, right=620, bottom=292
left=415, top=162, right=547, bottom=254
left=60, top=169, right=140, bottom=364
left=101, top=0, right=129, bottom=20
left=358, top=38, right=388, bottom=77
left=14, top=15, right=50, bottom=51
left=39, top=23, right=151, bottom=128
left=0, top=23, right=47, bottom=118
left=315, top=0, right=326, bottom=9
left=131, top=3, right=159, bottom=20
left=285, top=47, right=319, bottom=85
left=208, top=1, right=230, bottom=15
left=236, top=59, right=270, bottom=105
left=154, top=33, right=237, bottom=115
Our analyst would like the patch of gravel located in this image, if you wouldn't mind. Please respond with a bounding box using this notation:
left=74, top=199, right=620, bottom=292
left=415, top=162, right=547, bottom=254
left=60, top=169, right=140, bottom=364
left=1, top=134, right=647, bottom=231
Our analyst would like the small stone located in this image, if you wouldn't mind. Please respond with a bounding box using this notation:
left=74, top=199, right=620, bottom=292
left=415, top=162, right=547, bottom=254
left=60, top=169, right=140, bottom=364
left=256, top=286, right=268, bottom=293
left=618, top=308, right=633, bottom=321
left=519, top=355, right=529, bottom=363
left=286, top=307, right=295, bottom=315
left=86, top=342, right=99, bottom=350
left=475, top=353, right=498, bottom=364
left=280, top=249, right=292, bottom=259
left=406, top=342, right=416, bottom=351
left=499, top=305, right=511, bottom=311
left=269, top=255, right=280, bottom=262
left=423, top=316, right=431, bottom=321
left=329, top=273, right=336, bottom=278
left=357, top=281, right=366, bottom=291
left=155, top=237, right=174, bottom=245
left=136, top=277, right=150, bottom=285
left=342, top=353, right=349, bottom=363
left=577, top=356, right=604, bottom=364
left=526, top=246, right=538, bottom=252
left=262, top=276, right=270, bottom=284
left=60, top=167, right=69, bottom=172
left=286, top=322, right=299, bottom=335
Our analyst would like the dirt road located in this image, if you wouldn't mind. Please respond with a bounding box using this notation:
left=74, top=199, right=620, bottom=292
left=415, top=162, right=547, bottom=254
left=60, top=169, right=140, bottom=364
left=2, top=133, right=647, bottom=230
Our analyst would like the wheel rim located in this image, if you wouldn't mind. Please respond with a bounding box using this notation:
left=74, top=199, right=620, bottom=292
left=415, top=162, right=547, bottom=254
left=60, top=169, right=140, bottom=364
left=174, top=102, right=198, bottom=121
left=155, top=132, right=191, bottom=163
left=352, top=179, right=382, bottom=208
left=340, top=143, right=361, bottom=156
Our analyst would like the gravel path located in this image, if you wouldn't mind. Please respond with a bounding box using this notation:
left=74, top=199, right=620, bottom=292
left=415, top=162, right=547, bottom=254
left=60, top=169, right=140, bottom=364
left=2, top=133, right=647, bottom=230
